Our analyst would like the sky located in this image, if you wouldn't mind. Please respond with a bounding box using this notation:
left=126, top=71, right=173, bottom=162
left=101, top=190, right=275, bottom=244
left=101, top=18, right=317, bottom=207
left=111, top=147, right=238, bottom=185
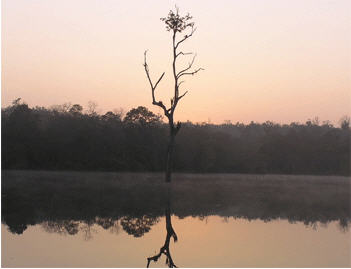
left=2, top=0, right=350, bottom=124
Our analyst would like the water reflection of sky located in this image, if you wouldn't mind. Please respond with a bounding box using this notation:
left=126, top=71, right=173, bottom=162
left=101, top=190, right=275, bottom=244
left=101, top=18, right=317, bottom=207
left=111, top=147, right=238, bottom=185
left=2, top=217, right=350, bottom=267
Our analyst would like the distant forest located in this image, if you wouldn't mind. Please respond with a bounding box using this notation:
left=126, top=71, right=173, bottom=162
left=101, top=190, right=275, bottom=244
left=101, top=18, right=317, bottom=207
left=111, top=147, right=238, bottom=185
left=2, top=99, right=350, bottom=175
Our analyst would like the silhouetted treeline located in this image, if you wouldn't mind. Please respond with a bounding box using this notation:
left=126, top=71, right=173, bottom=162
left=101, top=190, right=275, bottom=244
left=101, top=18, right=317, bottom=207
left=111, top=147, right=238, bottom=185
left=2, top=100, right=350, bottom=175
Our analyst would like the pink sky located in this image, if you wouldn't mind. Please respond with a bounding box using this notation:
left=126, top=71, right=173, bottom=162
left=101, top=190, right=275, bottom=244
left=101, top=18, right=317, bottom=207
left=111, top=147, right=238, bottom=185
left=2, top=0, right=350, bottom=124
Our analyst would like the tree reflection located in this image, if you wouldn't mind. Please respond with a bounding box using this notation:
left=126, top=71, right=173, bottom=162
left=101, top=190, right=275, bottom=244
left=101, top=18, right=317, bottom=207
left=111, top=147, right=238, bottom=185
left=3, top=171, right=350, bottom=236
left=39, top=216, right=158, bottom=240
left=120, top=215, right=159, bottom=237
left=95, top=217, right=116, bottom=230
left=147, top=198, right=178, bottom=268
left=80, top=220, right=97, bottom=241
left=95, top=217, right=121, bottom=234
left=41, top=220, right=97, bottom=240
left=42, top=220, right=80, bottom=235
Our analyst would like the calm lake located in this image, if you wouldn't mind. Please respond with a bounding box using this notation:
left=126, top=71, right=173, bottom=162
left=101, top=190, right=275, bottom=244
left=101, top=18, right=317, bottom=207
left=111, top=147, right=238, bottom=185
left=2, top=171, right=350, bottom=267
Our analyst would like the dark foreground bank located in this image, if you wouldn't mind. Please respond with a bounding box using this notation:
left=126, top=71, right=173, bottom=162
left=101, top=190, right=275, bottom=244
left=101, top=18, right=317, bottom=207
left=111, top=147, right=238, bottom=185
left=2, top=170, right=350, bottom=236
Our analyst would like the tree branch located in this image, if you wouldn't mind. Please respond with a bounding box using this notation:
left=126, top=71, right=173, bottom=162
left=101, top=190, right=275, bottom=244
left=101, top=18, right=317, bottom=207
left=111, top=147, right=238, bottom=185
left=176, top=54, right=197, bottom=78
left=171, top=90, right=188, bottom=116
left=154, top=72, right=165, bottom=90
left=176, top=51, right=193, bottom=58
left=177, top=80, right=185, bottom=87
left=143, top=50, right=170, bottom=118
left=175, top=27, right=196, bottom=49
left=178, top=90, right=188, bottom=100
left=178, top=67, right=204, bottom=78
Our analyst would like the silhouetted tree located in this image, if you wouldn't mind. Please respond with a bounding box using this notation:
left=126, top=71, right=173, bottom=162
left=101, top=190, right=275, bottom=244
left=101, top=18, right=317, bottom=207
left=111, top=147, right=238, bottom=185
left=340, top=115, right=350, bottom=130
left=124, top=106, right=162, bottom=126
left=143, top=7, right=203, bottom=182
left=69, top=104, right=83, bottom=115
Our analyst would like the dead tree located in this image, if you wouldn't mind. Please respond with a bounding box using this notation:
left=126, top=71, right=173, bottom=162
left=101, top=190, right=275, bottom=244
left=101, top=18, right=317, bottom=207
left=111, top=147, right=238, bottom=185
left=143, top=7, right=203, bottom=182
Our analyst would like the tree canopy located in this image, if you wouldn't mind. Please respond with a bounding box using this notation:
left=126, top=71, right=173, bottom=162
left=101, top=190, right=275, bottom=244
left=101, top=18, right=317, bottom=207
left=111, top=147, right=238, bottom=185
left=2, top=101, right=350, bottom=175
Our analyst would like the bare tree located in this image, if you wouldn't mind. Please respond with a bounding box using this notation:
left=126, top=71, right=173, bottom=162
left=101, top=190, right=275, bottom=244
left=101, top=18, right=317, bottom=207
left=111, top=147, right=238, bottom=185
left=144, top=7, right=203, bottom=182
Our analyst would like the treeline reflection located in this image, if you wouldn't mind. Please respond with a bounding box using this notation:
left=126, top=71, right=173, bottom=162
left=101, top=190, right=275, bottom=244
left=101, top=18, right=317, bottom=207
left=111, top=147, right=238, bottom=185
left=2, top=171, right=350, bottom=236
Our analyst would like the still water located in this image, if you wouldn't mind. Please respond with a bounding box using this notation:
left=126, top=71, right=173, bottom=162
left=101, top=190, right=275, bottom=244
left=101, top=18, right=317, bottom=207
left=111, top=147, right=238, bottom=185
left=2, top=217, right=350, bottom=267
left=2, top=171, right=350, bottom=267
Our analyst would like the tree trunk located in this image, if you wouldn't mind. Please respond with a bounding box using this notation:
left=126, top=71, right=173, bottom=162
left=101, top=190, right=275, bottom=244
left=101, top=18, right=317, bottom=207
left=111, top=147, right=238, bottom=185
left=165, top=128, right=175, bottom=183
left=144, top=11, right=202, bottom=183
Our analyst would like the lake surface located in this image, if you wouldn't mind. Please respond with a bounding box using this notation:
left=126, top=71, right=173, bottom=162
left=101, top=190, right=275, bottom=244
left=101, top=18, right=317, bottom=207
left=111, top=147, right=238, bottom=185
left=2, top=217, right=350, bottom=267
left=2, top=171, right=350, bottom=267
